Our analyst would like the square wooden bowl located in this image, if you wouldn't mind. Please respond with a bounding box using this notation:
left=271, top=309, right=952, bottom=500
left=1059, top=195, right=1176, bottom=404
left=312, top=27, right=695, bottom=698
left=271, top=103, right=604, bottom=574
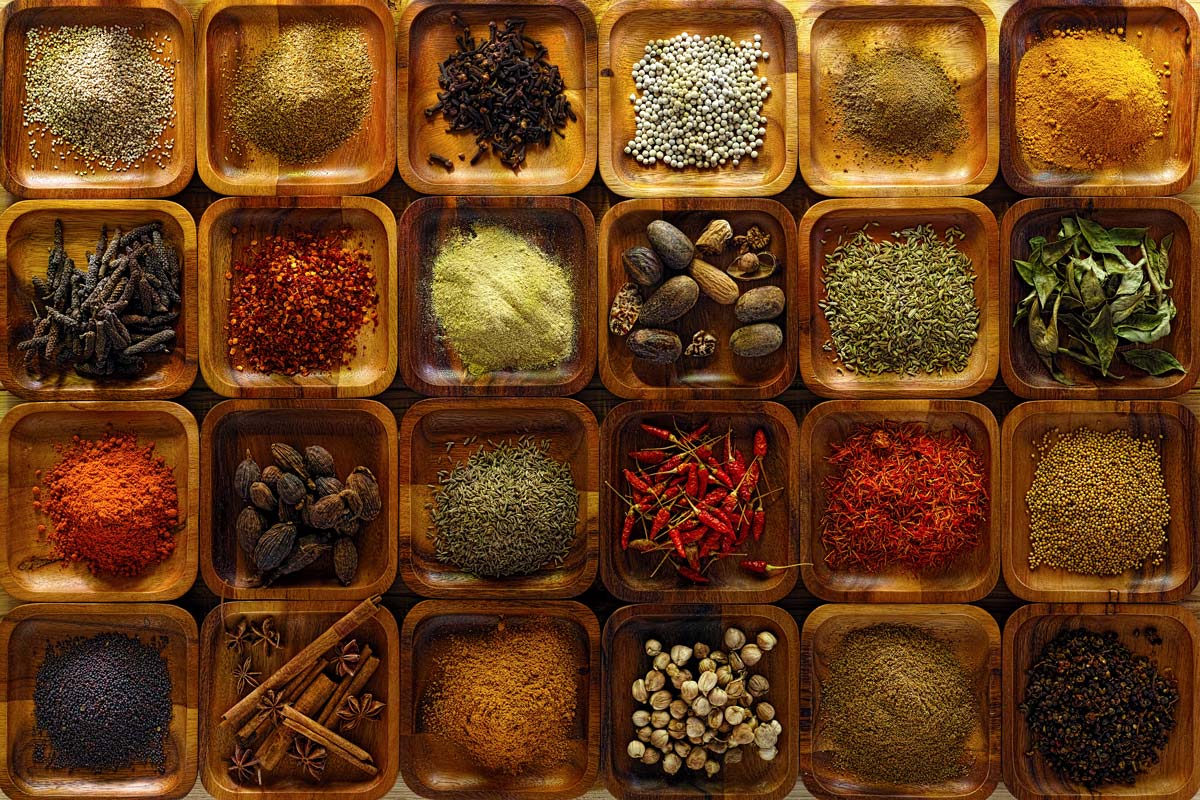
left=399, top=398, right=599, bottom=599
left=1001, top=400, right=1200, bottom=602
left=798, top=198, right=1000, bottom=399
left=199, top=601, right=399, bottom=800
left=801, top=603, right=1000, bottom=800
left=400, top=599, right=600, bottom=799
left=999, top=0, right=1199, bottom=195
left=798, top=0, right=998, bottom=197
left=0, top=200, right=198, bottom=400
left=599, top=401, right=800, bottom=603
left=0, top=0, right=195, bottom=199
left=599, top=199, right=799, bottom=400
left=598, top=0, right=798, bottom=198
left=397, top=196, right=597, bottom=397
left=1003, top=603, right=1200, bottom=800
left=603, top=603, right=799, bottom=800
left=0, top=602, right=199, bottom=800
left=197, top=196, right=397, bottom=399
left=199, top=399, right=398, bottom=600
left=1000, top=197, right=1200, bottom=399
left=197, top=0, right=396, bottom=196
left=799, top=400, right=1000, bottom=603
left=0, top=401, right=199, bottom=602
left=397, top=0, right=598, bottom=196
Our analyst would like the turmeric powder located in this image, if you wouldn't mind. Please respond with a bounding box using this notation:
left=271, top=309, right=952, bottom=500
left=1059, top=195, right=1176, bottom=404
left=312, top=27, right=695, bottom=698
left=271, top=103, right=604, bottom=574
left=1015, top=29, right=1168, bottom=171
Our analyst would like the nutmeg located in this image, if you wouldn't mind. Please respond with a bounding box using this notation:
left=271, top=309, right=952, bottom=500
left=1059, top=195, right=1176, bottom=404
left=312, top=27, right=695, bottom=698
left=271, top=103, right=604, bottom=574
left=622, top=246, right=664, bottom=287
left=694, top=219, right=733, bottom=256
left=688, top=258, right=739, bottom=305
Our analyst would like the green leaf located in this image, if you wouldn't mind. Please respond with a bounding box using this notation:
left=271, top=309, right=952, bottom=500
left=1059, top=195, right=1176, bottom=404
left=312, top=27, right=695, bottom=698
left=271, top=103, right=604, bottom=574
left=1078, top=217, right=1121, bottom=255
left=1080, top=270, right=1106, bottom=309
left=1060, top=218, right=1079, bottom=238
left=1028, top=296, right=1059, bottom=358
left=1116, top=305, right=1172, bottom=344
left=1041, top=233, right=1079, bottom=265
left=1014, top=259, right=1038, bottom=287
left=1106, top=227, right=1149, bottom=247
left=1033, top=263, right=1059, bottom=307
left=1110, top=287, right=1149, bottom=324
left=1088, top=304, right=1117, bottom=375
left=1122, top=348, right=1185, bottom=376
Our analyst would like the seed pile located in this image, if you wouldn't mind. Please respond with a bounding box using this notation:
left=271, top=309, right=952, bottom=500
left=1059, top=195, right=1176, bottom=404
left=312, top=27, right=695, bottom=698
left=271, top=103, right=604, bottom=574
left=34, top=632, right=173, bottom=772
left=1027, top=428, right=1169, bottom=575
left=819, top=624, right=976, bottom=785
left=626, top=33, right=770, bottom=169
left=428, top=437, right=578, bottom=578
left=1021, top=628, right=1178, bottom=788
left=225, top=22, right=373, bottom=164
left=22, top=25, right=176, bottom=174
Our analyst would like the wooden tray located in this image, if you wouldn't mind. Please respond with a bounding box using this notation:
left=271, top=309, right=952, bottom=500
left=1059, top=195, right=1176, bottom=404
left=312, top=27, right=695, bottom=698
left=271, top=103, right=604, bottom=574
left=0, top=602, right=199, bottom=800
left=1000, top=197, right=1200, bottom=399
left=999, top=0, right=1199, bottom=196
left=397, top=196, right=597, bottom=397
left=399, top=398, right=599, bottom=599
left=1002, top=603, right=1200, bottom=800
left=0, top=401, right=198, bottom=602
left=199, top=399, right=398, bottom=600
left=798, top=0, right=998, bottom=197
left=597, top=0, right=798, bottom=198
left=397, top=0, right=598, bottom=196
left=800, top=603, right=1000, bottom=800
left=599, top=199, right=799, bottom=400
left=0, top=200, right=198, bottom=400
left=1001, top=401, right=1200, bottom=602
left=799, top=400, right=1001, bottom=603
left=400, top=599, right=600, bottom=800
left=0, top=0, right=195, bottom=199
left=197, top=0, right=396, bottom=196
left=798, top=198, right=999, bottom=399
left=199, top=601, right=399, bottom=800
left=197, top=196, right=398, bottom=399
left=602, top=603, right=799, bottom=800
left=599, top=401, right=800, bottom=603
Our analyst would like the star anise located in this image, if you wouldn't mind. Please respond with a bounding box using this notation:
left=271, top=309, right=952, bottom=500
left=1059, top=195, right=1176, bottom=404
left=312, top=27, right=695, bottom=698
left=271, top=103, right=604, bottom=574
left=227, top=744, right=262, bottom=785
left=288, top=737, right=327, bottom=781
left=224, top=619, right=252, bottom=653
left=256, top=689, right=286, bottom=722
left=331, top=639, right=361, bottom=678
left=233, top=656, right=260, bottom=695
left=250, top=616, right=282, bottom=654
left=336, top=693, right=385, bottom=731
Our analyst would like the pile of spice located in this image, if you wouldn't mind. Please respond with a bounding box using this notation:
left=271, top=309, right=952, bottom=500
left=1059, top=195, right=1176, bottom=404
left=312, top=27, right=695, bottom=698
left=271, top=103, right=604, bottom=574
left=819, top=224, right=978, bottom=376
left=1015, top=29, right=1168, bottom=172
left=34, top=632, right=173, bottom=772
left=224, top=22, right=373, bottom=164
left=421, top=619, right=580, bottom=775
left=819, top=624, right=976, bottom=785
left=626, top=33, right=770, bottom=169
left=429, top=224, right=576, bottom=375
left=233, top=444, right=381, bottom=587
left=1014, top=216, right=1181, bottom=384
left=1026, top=428, right=1169, bottom=575
left=425, top=15, right=575, bottom=170
left=29, top=430, right=178, bottom=577
left=626, top=627, right=784, bottom=776
left=1021, top=628, right=1177, bottom=788
left=827, top=44, right=967, bottom=165
left=22, top=24, right=176, bottom=174
left=820, top=422, right=988, bottom=573
left=19, top=219, right=181, bottom=379
left=225, top=229, right=378, bottom=376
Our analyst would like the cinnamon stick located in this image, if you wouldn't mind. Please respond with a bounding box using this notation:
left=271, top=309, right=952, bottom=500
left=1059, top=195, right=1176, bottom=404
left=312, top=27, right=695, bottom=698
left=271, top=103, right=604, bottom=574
left=324, top=655, right=380, bottom=729
left=281, top=705, right=376, bottom=771
left=317, top=645, right=372, bottom=726
left=258, top=674, right=336, bottom=771
left=236, top=658, right=330, bottom=745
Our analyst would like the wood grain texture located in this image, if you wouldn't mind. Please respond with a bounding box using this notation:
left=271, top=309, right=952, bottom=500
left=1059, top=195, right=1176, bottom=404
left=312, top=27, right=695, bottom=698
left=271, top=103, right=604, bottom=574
left=602, top=604, right=799, bottom=800
left=397, top=195, right=597, bottom=397
left=399, top=599, right=600, bottom=800
left=999, top=0, right=1200, bottom=196
left=1001, top=401, right=1200, bottom=602
left=197, top=196, right=398, bottom=399
left=599, top=198, right=799, bottom=400
left=196, top=0, right=396, bottom=196
left=0, top=400, right=199, bottom=602
left=0, top=602, right=199, bottom=800
left=798, top=400, right=1001, bottom=603
left=396, top=0, right=598, bottom=196
left=399, top=398, right=599, bottom=599
left=1002, top=603, right=1200, bottom=800
left=798, top=197, right=1000, bottom=399
left=799, top=0, right=999, bottom=197
left=199, top=399, right=398, bottom=601
left=198, top=601, right=399, bottom=800
left=0, top=0, right=196, bottom=199
left=800, top=603, right=1000, bottom=800
left=597, top=0, right=799, bottom=198
left=999, top=197, right=1200, bottom=398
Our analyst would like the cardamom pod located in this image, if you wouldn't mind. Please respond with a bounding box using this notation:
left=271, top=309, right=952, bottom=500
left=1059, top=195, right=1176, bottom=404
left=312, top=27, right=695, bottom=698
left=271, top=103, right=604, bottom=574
left=346, top=466, right=381, bottom=521
left=309, top=494, right=348, bottom=530
left=335, top=517, right=360, bottom=538
left=249, top=481, right=276, bottom=513
left=276, top=472, right=307, bottom=505
left=234, top=451, right=260, bottom=502
left=339, top=488, right=364, bottom=519
left=333, top=536, right=358, bottom=586
left=270, top=443, right=310, bottom=482
left=314, top=476, right=343, bottom=497
left=278, top=497, right=303, bottom=524
left=272, top=535, right=330, bottom=579
left=236, top=507, right=266, bottom=555
left=260, top=465, right=282, bottom=489
left=253, top=522, right=297, bottom=571
left=304, top=445, right=336, bottom=477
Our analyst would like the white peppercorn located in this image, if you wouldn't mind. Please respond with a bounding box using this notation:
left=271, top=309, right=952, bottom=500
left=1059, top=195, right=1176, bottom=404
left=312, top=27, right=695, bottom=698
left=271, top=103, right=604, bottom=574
left=708, top=686, right=729, bottom=708
left=755, top=702, right=775, bottom=722
left=645, top=638, right=663, bottom=657
left=628, top=740, right=646, bottom=759
left=686, top=747, right=708, bottom=770
left=724, top=627, right=746, bottom=650
left=638, top=725, right=653, bottom=742
left=756, top=631, right=777, bottom=652
left=670, top=644, right=693, bottom=665
left=704, top=759, right=721, bottom=778
left=692, top=696, right=712, bottom=716
left=740, top=643, right=763, bottom=667
left=758, top=746, right=778, bottom=762
left=653, top=652, right=670, bottom=671
left=748, top=674, right=770, bottom=697
left=651, top=728, right=671, bottom=751
left=650, top=689, right=673, bottom=710
left=651, top=710, right=670, bottom=728
left=697, top=670, right=718, bottom=694
left=633, top=709, right=651, bottom=727
left=663, top=753, right=682, bottom=775
left=680, top=680, right=700, bottom=702
left=642, top=747, right=662, bottom=765
left=632, top=679, right=648, bottom=703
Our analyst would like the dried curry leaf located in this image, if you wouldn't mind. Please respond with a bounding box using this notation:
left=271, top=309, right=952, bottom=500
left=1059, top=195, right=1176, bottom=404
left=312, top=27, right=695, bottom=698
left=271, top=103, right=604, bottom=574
left=1121, top=348, right=1185, bottom=376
